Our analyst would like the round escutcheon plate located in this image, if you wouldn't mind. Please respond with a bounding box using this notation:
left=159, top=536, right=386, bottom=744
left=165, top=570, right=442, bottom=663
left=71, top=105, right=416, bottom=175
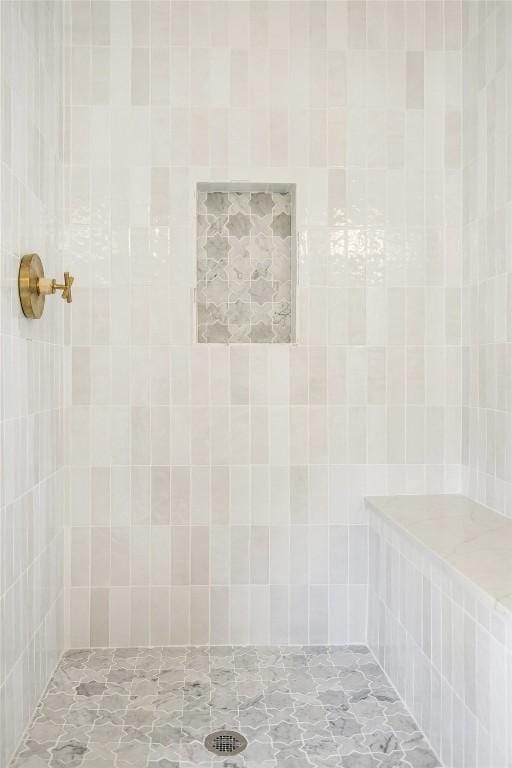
left=19, top=253, right=45, bottom=319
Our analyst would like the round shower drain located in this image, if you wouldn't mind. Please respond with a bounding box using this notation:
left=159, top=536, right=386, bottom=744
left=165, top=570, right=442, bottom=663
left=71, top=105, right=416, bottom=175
left=204, top=730, right=248, bottom=756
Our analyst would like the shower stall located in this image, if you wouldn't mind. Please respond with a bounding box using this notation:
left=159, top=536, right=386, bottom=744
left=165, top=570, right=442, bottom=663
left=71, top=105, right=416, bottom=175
left=1, top=1, right=511, bottom=767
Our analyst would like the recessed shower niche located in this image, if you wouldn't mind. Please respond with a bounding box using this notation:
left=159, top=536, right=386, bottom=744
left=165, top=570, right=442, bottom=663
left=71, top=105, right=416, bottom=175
left=196, top=183, right=296, bottom=343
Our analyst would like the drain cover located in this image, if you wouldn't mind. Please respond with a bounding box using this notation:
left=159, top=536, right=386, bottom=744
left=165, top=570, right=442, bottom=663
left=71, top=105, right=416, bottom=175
left=204, top=730, right=248, bottom=756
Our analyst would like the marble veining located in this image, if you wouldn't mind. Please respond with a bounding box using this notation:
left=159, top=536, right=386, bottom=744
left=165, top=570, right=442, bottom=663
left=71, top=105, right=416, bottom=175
left=197, top=189, right=293, bottom=343
left=10, top=646, right=441, bottom=768
left=366, top=494, right=512, bottom=613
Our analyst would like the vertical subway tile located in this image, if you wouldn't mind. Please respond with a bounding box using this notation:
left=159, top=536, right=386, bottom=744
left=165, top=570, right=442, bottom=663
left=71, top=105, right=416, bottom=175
left=131, top=48, right=149, bottom=105
left=406, top=51, right=425, bottom=108
left=90, top=588, right=109, bottom=646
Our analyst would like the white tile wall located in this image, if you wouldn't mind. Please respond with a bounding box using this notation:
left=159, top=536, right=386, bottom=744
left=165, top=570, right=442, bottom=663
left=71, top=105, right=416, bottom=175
left=0, top=1, right=66, bottom=764
left=461, top=1, right=512, bottom=519
left=65, top=0, right=463, bottom=648
left=6, top=0, right=512, bottom=762
left=368, top=504, right=512, bottom=768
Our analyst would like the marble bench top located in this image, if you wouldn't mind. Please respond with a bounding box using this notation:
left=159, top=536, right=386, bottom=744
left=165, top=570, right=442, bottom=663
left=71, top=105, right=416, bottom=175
left=365, top=494, right=512, bottom=615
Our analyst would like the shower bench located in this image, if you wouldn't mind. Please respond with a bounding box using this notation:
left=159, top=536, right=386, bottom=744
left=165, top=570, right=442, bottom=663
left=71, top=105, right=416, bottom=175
left=365, top=494, right=512, bottom=768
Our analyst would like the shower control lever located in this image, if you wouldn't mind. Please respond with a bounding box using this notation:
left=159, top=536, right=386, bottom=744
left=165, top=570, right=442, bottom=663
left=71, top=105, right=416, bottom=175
left=19, top=253, right=75, bottom=319
left=38, top=271, right=74, bottom=303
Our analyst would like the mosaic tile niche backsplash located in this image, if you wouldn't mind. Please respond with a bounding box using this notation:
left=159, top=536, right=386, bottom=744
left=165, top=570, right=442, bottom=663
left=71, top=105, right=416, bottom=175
left=197, top=186, right=295, bottom=343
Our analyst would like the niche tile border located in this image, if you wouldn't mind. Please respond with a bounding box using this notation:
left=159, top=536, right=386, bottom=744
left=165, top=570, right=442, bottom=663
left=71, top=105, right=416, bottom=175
left=196, top=182, right=296, bottom=343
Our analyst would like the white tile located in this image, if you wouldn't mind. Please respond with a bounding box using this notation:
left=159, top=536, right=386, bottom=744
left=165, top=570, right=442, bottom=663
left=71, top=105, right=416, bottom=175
left=3, top=7, right=507, bottom=767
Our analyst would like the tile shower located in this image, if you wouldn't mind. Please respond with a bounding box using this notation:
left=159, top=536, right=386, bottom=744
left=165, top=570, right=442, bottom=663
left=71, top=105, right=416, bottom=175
left=1, top=1, right=511, bottom=768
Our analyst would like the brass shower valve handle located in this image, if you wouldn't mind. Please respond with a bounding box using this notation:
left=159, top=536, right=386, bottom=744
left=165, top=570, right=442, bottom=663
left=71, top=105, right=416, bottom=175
left=18, top=253, right=74, bottom=319
left=38, top=272, right=74, bottom=303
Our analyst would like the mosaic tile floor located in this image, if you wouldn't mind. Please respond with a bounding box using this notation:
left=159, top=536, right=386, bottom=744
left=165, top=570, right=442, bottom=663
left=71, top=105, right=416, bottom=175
left=11, top=646, right=442, bottom=768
